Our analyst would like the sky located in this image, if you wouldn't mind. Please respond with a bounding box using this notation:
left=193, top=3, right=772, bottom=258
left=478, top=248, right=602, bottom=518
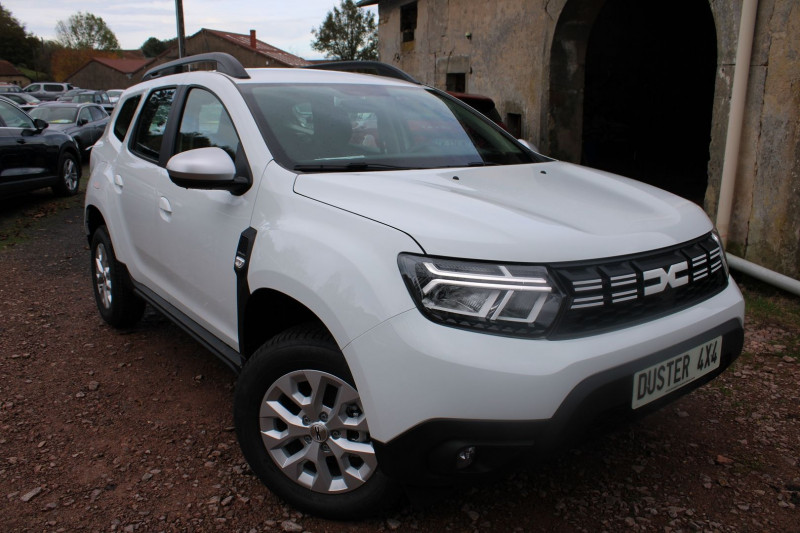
left=2, top=0, right=378, bottom=60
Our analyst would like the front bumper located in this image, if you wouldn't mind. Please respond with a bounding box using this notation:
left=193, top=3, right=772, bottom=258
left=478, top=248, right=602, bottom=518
left=374, top=319, right=742, bottom=483
left=343, top=282, right=744, bottom=484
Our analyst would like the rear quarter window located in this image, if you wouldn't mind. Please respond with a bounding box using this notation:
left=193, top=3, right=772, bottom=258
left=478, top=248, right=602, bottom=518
left=113, top=95, right=141, bottom=141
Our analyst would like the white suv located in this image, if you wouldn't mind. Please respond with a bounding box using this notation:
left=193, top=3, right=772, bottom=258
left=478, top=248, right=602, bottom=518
left=85, top=53, right=744, bottom=519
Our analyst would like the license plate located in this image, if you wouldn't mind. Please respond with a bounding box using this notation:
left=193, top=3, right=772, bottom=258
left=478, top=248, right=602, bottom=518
left=632, top=336, right=722, bottom=409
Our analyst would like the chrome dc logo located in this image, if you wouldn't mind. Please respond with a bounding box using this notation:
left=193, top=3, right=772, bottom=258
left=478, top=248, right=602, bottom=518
left=643, top=261, right=689, bottom=296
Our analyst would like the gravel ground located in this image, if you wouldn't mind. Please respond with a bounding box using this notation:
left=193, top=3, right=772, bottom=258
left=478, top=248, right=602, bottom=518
left=0, top=185, right=798, bottom=532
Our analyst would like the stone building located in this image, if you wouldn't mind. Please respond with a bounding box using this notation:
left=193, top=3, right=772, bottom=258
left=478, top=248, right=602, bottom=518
left=359, top=0, right=800, bottom=278
left=149, top=29, right=310, bottom=71
left=67, top=57, right=153, bottom=90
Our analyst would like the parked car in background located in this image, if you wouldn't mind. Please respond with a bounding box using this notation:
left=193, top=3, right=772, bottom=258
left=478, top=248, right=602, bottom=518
left=0, top=83, right=23, bottom=94
left=56, top=88, right=85, bottom=102
left=30, top=102, right=109, bottom=161
left=106, top=89, right=123, bottom=104
left=0, top=98, right=81, bottom=197
left=0, top=93, right=42, bottom=112
left=23, top=82, right=74, bottom=101
left=64, top=90, right=115, bottom=114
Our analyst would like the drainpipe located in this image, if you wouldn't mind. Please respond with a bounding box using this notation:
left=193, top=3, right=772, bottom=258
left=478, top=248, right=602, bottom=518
left=713, top=0, right=800, bottom=297
left=716, top=0, right=758, bottom=246
left=728, top=254, right=800, bottom=297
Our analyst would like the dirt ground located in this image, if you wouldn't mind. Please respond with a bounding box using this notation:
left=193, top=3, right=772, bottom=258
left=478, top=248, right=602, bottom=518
left=1, top=183, right=798, bottom=533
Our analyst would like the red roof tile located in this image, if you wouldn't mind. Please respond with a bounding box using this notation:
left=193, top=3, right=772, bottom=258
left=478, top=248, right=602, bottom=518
left=203, top=29, right=310, bottom=67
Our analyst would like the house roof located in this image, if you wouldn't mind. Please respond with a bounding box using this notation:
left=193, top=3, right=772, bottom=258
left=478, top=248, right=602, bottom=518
left=202, top=29, right=310, bottom=67
left=0, top=60, right=24, bottom=77
left=91, top=57, right=153, bottom=74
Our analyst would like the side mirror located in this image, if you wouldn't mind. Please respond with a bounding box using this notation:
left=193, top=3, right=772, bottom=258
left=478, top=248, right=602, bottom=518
left=33, top=118, right=49, bottom=131
left=77, top=118, right=88, bottom=126
left=166, top=147, right=247, bottom=193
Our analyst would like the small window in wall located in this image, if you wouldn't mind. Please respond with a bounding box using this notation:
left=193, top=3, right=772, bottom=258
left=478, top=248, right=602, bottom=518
left=446, top=73, right=466, bottom=93
left=506, top=113, right=522, bottom=138
left=401, top=2, right=418, bottom=43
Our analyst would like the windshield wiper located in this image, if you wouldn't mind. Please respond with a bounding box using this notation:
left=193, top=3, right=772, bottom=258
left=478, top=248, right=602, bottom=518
left=466, top=161, right=500, bottom=167
left=293, top=162, right=416, bottom=172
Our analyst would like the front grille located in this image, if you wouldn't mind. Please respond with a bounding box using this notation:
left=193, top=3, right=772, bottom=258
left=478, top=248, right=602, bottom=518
left=549, top=233, right=728, bottom=338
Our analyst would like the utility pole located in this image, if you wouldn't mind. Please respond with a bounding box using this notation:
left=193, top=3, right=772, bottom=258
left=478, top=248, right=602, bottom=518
left=175, top=0, right=186, bottom=58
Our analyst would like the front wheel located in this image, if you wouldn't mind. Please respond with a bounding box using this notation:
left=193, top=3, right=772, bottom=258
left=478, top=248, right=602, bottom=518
left=234, top=326, right=401, bottom=519
left=52, top=151, right=80, bottom=196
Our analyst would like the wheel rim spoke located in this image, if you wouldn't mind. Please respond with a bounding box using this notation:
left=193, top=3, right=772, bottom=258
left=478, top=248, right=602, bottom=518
left=64, top=159, right=77, bottom=190
left=94, top=244, right=112, bottom=309
left=259, top=368, right=376, bottom=494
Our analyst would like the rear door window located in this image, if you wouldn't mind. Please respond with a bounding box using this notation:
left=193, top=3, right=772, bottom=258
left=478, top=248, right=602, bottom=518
left=131, top=88, right=175, bottom=162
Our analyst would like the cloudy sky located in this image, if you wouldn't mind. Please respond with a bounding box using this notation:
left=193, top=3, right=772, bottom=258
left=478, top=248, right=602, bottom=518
left=2, top=0, right=378, bottom=60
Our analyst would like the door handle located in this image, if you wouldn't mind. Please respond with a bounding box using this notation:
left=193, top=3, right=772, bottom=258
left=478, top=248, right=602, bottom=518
left=159, top=196, right=173, bottom=215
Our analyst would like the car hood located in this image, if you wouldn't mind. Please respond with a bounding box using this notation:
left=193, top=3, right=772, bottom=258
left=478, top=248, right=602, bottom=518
left=292, top=161, right=713, bottom=263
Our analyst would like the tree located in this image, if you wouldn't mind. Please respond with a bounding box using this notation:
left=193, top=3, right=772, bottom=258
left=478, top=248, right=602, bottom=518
left=311, top=0, right=378, bottom=61
left=55, top=12, right=119, bottom=50
left=141, top=36, right=173, bottom=58
left=0, top=4, right=38, bottom=67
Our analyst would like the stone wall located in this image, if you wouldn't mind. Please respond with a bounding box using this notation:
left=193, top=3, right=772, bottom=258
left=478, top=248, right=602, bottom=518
left=374, top=0, right=800, bottom=278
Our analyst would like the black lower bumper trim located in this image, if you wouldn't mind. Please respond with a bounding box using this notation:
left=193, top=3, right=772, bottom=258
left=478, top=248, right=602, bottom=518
left=374, top=319, right=744, bottom=484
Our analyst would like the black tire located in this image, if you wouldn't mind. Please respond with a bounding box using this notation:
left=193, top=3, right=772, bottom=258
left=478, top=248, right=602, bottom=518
left=51, top=151, right=80, bottom=197
left=234, top=325, right=402, bottom=519
left=90, top=226, right=146, bottom=328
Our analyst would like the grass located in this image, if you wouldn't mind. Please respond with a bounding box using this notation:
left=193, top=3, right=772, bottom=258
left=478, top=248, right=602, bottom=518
left=739, top=275, right=800, bottom=328
left=737, top=273, right=800, bottom=361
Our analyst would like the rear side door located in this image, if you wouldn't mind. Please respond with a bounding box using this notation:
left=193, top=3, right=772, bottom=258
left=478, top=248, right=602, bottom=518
left=112, top=87, right=176, bottom=288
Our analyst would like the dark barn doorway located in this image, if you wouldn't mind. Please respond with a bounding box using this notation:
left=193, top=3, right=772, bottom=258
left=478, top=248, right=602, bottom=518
left=580, top=0, right=717, bottom=204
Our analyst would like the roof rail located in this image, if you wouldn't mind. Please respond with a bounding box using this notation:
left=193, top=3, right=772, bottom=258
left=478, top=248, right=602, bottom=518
left=305, top=61, right=420, bottom=84
left=142, top=52, right=250, bottom=81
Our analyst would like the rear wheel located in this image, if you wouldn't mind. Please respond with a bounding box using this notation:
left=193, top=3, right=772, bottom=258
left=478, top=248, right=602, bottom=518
left=234, top=326, right=401, bottom=519
left=90, top=226, right=145, bottom=327
left=52, top=152, right=80, bottom=196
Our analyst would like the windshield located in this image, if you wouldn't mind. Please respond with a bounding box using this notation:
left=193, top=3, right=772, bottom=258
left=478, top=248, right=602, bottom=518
left=30, top=106, right=78, bottom=124
left=241, top=84, right=537, bottom=171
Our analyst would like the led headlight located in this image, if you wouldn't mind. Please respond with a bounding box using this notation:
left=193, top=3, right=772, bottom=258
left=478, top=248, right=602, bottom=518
left=398, top=254, right=565, bottom=338
left=711, top=230, right=730, bottom=279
